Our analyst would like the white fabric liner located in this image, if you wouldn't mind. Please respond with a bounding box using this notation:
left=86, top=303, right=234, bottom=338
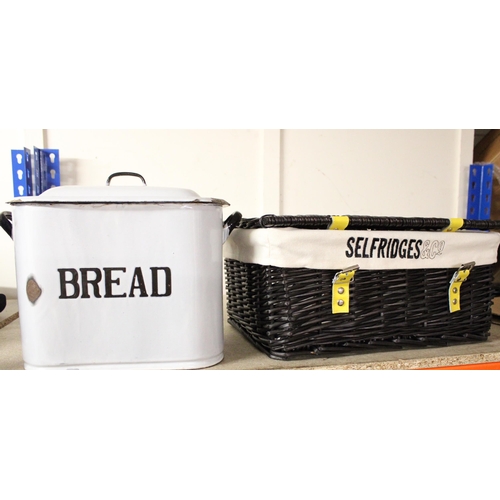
left=224, top=228, right=500, bottom=270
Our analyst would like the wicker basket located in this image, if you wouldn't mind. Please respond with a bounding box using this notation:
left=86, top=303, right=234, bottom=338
left=224, top=215, right=500, bottom=360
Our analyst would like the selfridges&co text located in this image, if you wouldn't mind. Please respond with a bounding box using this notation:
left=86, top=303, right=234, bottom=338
left=345, top=237, right=446, bottom=260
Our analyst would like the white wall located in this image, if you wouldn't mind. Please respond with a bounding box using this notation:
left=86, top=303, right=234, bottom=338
left=0, top=129, right=474, bottom=292
left=281, top=130, right=473, bottom=217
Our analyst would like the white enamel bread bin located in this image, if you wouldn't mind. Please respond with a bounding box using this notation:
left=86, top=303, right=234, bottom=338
left=1, top=172, right=241, bottom=369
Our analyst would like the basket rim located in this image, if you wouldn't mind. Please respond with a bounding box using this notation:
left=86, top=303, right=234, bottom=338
left=238, top=214, right=500, bottom=232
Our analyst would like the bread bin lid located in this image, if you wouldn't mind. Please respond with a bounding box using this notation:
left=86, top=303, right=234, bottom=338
left=9, top=172, right=229, bottom=206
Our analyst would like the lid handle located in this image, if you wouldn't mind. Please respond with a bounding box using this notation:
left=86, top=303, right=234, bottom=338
left=106, top=172, right=147, bottom=186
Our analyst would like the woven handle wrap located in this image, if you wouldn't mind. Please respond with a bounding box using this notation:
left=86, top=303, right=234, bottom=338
left=238, top=215, right=500, bottom=231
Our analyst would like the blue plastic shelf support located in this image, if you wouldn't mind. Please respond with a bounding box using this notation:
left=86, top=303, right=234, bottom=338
left=467, top=163, right=494, bottom=220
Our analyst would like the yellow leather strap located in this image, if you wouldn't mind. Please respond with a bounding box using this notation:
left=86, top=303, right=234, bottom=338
left=443, top=218, right=464, bottom=232
left=448, top=262, right=475, bottom=313
left=332, top=266, right=359, bottom=314
left=329, top=216, right=350, bottom=230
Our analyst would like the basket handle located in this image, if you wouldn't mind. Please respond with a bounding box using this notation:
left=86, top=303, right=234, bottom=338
left=223, top=212, right=242, bottom=243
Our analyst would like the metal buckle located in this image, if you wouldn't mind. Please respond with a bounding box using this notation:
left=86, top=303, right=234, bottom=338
left=449, top=261, right=475, bottom=284
left=332, top=265, right=360, bottom=284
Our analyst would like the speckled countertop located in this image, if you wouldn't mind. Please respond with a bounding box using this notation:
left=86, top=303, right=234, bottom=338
left=2, top=299, right=500, bottom=370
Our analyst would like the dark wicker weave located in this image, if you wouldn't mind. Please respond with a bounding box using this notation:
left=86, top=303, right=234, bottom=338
left=239, top=214, right=500, bottom=231
left=225, top=260, right=494, bottom=360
